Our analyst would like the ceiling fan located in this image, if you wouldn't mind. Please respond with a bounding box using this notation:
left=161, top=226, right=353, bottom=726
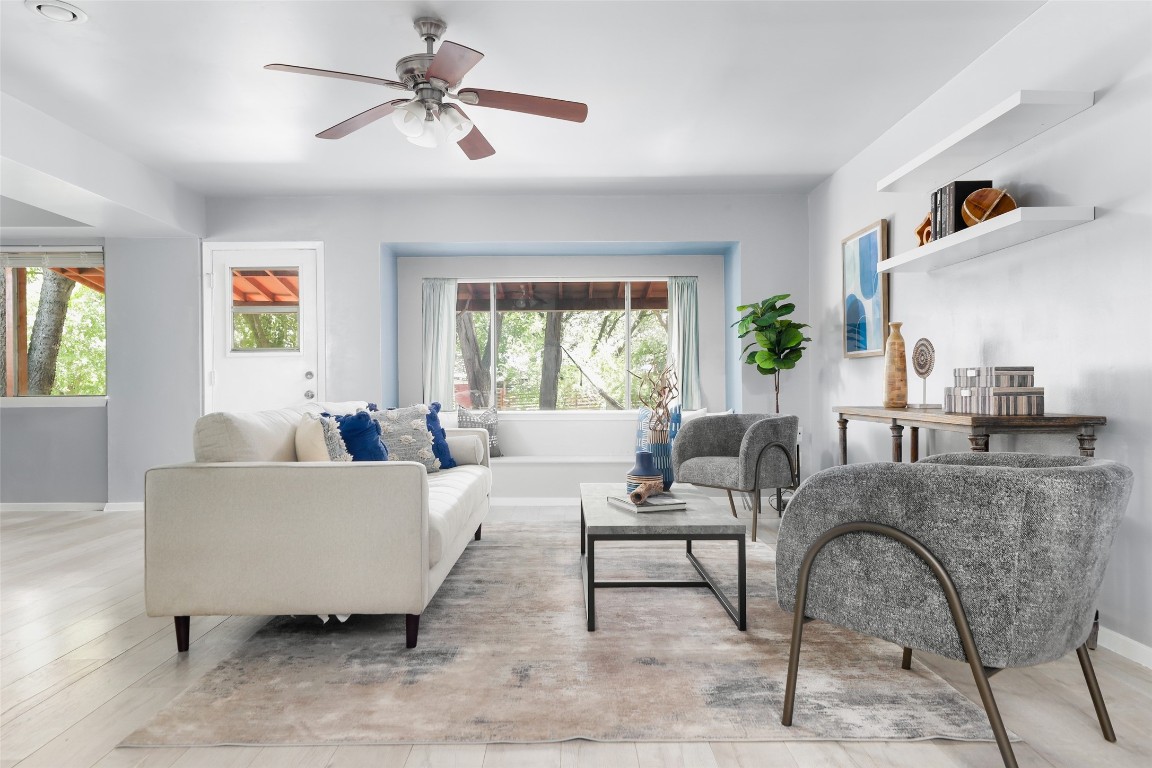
left=265, top=17, right=588, bottom=160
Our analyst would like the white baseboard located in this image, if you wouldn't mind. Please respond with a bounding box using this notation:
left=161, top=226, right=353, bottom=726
left=103, top=502, right=144, bottom=513
left=491, top=496, right=579, bottom=507
left=0, top=502, right=106, bottom=512
left=1097, top=627, right=1152, bottom=670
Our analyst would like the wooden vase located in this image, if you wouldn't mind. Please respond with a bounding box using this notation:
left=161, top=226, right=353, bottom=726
left=883, top=322, right=908, bottom=408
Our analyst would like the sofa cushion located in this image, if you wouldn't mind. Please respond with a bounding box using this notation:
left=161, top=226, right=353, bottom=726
left=295, top=413, right=335, bottom=461
left=194, top=408, right=305, bottom=462
left=426, top=465, right=491, bottom=568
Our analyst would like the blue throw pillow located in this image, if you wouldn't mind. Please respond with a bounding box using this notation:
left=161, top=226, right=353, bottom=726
left=426, top=402, right=457, bottom=469
left=324, top=411, right=388, bottom=462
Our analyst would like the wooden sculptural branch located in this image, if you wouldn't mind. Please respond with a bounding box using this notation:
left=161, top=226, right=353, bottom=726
left=632, top=362, right=679, bottom=440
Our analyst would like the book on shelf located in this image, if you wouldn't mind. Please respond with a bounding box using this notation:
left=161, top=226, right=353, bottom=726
left=934, top=180, right=992, bottom=238
left=607, top=495, right=688, bottom=513
left=931, top=189, right=939, bottom=241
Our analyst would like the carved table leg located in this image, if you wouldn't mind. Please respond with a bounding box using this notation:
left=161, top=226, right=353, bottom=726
left=838, top=417, right=848, bottom=465
left=910, top=426, right=920, bottom=463
left=968, top=433, right=990, bottom=452
left=890, top=423, right=904, bottom=463
left=1077, top=430, right=1098, bottom=458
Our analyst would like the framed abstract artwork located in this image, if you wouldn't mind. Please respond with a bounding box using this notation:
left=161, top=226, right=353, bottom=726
left=842, top=219, right=889, bottom=358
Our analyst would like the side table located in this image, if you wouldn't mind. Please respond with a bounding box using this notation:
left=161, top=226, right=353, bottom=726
left=834, top=406, right=1106, bottom=465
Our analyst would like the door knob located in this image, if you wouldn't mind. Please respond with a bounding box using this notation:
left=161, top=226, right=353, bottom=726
left=304, top=390, right=315, bottom=400
left=305, top=371, right=314, bottom=380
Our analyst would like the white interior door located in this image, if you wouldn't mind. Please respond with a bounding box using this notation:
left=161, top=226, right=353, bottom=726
left=204, top=244, right=324, bottom=413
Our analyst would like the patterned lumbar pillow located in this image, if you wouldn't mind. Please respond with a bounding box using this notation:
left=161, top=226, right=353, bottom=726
left=457, top=405, right=501, bottom=458
left=426, top=402, right=457, bottom=469
left=296, top=411, right=388, bottom=462
left=372, top=404, right=440, bottom=472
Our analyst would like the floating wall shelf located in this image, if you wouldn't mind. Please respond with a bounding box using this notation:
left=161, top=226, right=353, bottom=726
left=879, top=206, right=1095, bottom=273
left=876, top=91, right=1094, bottom=194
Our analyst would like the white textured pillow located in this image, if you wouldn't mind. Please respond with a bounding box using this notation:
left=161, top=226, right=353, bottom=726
left=296, top=413, right=334, bottom=461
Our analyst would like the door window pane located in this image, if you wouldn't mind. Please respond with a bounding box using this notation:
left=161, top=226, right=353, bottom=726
left=231, top=268, right=300, bottom=351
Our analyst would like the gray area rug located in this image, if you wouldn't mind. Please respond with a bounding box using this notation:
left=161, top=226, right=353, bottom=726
left=124, top=521, right=1003, bottom=746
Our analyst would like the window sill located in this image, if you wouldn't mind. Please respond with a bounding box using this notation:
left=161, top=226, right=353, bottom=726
left=1, top=397, right=108, bottom=408
left=472, top=410, right=642, bottom=422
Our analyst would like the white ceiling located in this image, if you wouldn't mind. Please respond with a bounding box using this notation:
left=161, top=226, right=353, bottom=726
left=0, top=0, right=1042, bottom=199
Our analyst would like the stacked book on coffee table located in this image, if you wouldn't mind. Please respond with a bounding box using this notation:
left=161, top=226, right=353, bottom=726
left=944, top=366, right=1044, bottom=416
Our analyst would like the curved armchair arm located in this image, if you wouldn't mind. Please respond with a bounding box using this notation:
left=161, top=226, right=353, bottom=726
left=738, top=415, right=799, bottom=489
left=776, top=458, right=1132, bottom=668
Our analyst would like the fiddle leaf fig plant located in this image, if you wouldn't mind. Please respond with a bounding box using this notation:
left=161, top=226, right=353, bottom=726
left=735, top=293, right=811, bottom=413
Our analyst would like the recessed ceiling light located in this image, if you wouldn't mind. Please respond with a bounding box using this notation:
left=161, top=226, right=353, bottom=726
left=24, top=0, right=87, bottom=23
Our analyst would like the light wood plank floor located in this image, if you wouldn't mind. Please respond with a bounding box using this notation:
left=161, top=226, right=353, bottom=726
left=2, top=505, right=1149, bottom=767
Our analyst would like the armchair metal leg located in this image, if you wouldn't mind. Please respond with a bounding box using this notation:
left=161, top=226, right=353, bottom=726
left=781, top=522, right=1019, bottom=768
left=751, top=490, right=761, bottom=542
left=1076, top=643, right=1117, bottom=742
left=725, top=490, right=738, bottom=519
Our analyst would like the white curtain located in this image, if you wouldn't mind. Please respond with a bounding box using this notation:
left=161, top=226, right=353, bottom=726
left=422, top=278, right=457, bottom=406
left=667, top=276, right=702, bottom=410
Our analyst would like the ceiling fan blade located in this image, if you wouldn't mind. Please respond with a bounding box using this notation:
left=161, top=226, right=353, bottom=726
left=265, top=63, right=409, bottom=91
left=456, top=88, right=587, bottom=122
left=316, top=100, right=407, bottom=139
left=426, top=41, right=484, bottom=87
left=450, top=106, right=495, bottom=160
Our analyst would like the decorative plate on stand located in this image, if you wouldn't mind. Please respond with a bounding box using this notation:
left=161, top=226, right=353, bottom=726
left=908, top=337, right=942, bottom=409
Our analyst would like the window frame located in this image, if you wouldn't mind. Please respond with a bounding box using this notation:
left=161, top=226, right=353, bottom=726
left=454, top=277, right=671, bottom=412
left=1, top=248, right=106, bottom=399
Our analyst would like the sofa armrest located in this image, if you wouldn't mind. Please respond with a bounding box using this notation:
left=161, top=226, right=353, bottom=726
left=145, top=461, right=431, bottom=617
left=445, top=428, right=490, bottom=467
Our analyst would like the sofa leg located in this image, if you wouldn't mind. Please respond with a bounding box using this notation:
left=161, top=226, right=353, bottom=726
left=405, top=614, right=420, bottom=648
left=474, top=524, right=482, bottom=541
left=174, top=616, right=190, bottom=653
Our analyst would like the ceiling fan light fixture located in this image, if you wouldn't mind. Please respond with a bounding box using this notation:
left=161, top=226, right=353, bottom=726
left=439, top=105, right=474, bottom=143
left=391, top=100, right=427, bottom=138
left=407, top=115, right=444, bottom=148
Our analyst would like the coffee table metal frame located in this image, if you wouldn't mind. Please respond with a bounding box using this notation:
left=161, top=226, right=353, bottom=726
left=579, top=483, right=747, bottom=632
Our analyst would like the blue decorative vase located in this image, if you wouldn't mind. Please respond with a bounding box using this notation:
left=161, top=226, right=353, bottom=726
left=626, top=450, right=661, bottom=493
left=649, top=439, right=674, bottom=491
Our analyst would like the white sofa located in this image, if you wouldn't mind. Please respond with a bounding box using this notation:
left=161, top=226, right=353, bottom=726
left=144, top=403, right=491, bottom=651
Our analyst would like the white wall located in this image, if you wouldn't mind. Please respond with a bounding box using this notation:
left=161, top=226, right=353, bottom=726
left=206, top=192, right=813, bottom=435
left=807, top=2, right=1152, bottom=648
left=395, top=254, right=727, bottom=411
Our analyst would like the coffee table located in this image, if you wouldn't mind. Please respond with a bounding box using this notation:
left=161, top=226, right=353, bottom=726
left=579, top=482, right=747, bottom=632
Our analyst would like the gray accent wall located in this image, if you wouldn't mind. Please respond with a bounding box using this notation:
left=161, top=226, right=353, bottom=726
left=806, top=3, right=1152, bottom=648
left=0, top=405, right=107, bottom=503
left=105, top=237, right=202, bottom=503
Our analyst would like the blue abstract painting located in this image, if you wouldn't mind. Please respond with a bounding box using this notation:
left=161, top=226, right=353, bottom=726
left=842, top=220, right=887, bottom=357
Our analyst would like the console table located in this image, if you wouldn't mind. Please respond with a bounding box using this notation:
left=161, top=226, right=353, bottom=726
left=834, top=406, right=1106, bottom=465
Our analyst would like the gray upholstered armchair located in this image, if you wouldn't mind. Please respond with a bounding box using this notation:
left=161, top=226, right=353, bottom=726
left=672, top=413, right=799, bottom=542
left=775, top=452, right=1134, bottom=768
